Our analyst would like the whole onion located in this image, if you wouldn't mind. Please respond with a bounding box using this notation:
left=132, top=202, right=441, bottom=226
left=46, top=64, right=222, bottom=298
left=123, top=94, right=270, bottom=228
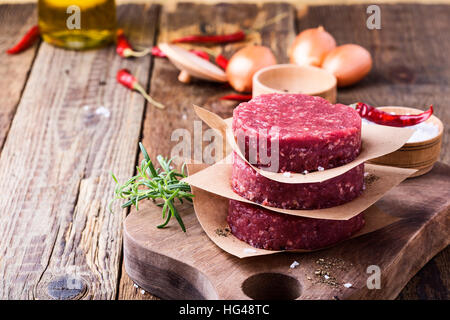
left=289, top=26, right=336, bottom=67
left=226, top=45, right=277, bottom=92
left=322, top=44, right=372, bottom=87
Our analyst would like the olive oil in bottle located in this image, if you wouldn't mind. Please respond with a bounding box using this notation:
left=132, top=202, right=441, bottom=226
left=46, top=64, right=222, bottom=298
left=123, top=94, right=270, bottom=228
left=38, top=0, right=116, bottom=50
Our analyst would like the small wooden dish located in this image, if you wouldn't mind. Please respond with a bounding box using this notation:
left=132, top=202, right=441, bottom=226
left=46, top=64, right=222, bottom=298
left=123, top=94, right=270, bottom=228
left=252, top=64, right=337, bottom=103
left=368, top=106, right=444, bottom=178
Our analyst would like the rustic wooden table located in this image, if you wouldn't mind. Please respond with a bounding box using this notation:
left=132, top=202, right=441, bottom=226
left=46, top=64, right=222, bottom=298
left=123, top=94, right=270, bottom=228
left=0, top=2, right=448, bottom=300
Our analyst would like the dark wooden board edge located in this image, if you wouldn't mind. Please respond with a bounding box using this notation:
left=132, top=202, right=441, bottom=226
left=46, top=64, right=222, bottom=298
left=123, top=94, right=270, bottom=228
left=122, top=162, right=449, bottom=300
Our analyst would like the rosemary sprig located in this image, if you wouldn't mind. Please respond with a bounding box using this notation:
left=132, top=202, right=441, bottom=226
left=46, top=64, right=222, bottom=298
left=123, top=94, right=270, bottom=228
left=109, top=142, right=193, bottom=232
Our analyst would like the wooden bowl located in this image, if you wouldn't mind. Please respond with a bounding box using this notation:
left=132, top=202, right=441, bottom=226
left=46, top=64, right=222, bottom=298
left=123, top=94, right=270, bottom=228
left=252, top=64, right=337, bottom=103
left=368, top=106, right=444, bottom=178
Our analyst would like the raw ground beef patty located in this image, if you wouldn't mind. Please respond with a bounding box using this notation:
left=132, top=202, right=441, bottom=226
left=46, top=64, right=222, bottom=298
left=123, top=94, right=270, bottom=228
left=227, top=200, right=365, bottom=250
left=232, top=93, right=362, bottom=173
left=231, top=151, right=364, bottom=210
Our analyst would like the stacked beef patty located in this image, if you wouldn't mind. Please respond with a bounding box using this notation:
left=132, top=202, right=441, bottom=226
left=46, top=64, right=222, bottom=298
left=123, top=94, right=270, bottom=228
left=228, top=93, right=365, bottom=250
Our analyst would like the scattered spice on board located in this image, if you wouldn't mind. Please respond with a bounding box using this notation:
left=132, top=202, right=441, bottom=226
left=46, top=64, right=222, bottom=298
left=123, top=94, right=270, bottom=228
left=215, top=227, right=231, bottom=237
left=306, top=257, right=354, bottom=288
left=364, top=173, right=379, bottom=186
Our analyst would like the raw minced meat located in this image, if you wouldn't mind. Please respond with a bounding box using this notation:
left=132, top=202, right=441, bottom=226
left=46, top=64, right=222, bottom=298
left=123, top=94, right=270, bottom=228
left=231, top=151, right=364, bottom=210
left=227, top=200, right=365, bottom=250
left=232, top=93, right=361, bottom=173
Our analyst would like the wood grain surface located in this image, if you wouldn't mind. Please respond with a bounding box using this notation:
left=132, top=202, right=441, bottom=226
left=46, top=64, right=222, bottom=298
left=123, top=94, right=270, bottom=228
left=0, top=4, right=39, bottom=152
left=0, top=4, right=159, bottom=299
left=0, top=2, right=447, bottom=300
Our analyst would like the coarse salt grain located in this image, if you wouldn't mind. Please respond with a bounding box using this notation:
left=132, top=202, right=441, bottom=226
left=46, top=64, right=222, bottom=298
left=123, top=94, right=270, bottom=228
left=140, top=289, right=146, bottom=294
left=290, top=261, right=299, bottom=269
left=364, top=172, right=369, bottom=177
left=302, top=170, right=308, bottom=175
left=318, top=166, right=324, bottom=171
left=343, top=283, right=352, bottom=288
left=361, top=118, right=439, bottom=143
left=133, top=283, right=138, bottom=289
left=406, top=122, right=440, bottom=143
left=324, top=275, right=330, bottom=280
left=283, top=172, right=291, bottom=178
left=95, top=106, right=111, bottom=118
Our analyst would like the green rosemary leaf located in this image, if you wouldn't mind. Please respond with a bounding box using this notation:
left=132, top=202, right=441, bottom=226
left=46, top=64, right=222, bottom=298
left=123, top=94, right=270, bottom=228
left=157, top=206, right=172, bottom=228
left=167, top=200, right=186, bottom=232
left=111, top=144, right=193, bottom=232
left=139, top=142, right=150, bottom=162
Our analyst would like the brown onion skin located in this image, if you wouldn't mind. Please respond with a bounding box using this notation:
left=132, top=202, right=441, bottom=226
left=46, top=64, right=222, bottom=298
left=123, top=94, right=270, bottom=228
left=226, top=45, right=277, bottom=92
left=289, top=26, right=336, bottom=67
left=322, top=44, right=373, bottom=87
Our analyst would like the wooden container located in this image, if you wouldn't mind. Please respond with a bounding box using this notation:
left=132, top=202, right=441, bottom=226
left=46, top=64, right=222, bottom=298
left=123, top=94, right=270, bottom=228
left=368, top=106, right=444, bottom=178
left=252, top=64, right=337, bottom=103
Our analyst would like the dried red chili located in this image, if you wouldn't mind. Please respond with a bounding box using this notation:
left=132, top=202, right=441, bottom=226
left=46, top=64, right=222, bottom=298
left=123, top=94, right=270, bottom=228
left=190, top=49, right=210, bottom=60
left=172, top=30, right=246, bottom=44
left=215, top=54, right=228, bottom=70
left=117, top=69, right=165, bottom=109
left=116, top=29, right=151, bottom=58
left=220, top=94, right=252, bottom=102
left=353, top=102, right=433, bottom=127
left=6, top=25, right=40, bottom=54
left=151, top=46, right=167, bottom=58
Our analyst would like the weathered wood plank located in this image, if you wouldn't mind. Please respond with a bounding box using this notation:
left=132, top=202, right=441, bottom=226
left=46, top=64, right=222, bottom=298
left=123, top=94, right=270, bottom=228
left=0, top=4, right=39, bottom=152
left=296, top=4, right=450, bottom=300
left=396, top=248, right=449, bottom=300
left=0, top=4, right=159, bottom=299
left=117, top=1, right=296, bottom=300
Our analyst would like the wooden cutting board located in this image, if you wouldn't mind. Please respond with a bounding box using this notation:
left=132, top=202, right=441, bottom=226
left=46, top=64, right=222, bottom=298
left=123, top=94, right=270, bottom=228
left=123, top=162, right=449, bottom=300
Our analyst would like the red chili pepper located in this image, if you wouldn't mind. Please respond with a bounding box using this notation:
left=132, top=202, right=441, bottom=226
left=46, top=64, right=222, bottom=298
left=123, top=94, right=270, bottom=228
left=172, top=30, right=246, bottom=44
left=215, top=54, right=228, bottom=70
left=117, top=69, right=165, bottom=109
left=190, top=49, right=210, bottom=60
left=151, top=46, right=167, bottom=58
left=220, top=94, right=252, bottom=102
left=7, top=25, right=40, bottom=54
left=353, top=102, right=433, bottom=127
left=116, top=29, right=151, bottom=58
